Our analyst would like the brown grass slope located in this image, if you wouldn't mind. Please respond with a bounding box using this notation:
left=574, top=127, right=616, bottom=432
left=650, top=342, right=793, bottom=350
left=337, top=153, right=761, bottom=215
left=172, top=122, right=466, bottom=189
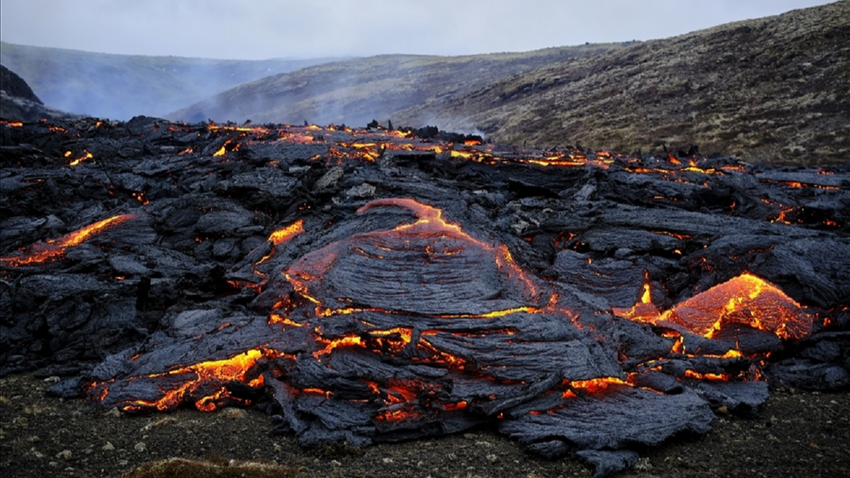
left=394, top=1, right=850, bottom=165
left=166, top=45, right=624, bottom=126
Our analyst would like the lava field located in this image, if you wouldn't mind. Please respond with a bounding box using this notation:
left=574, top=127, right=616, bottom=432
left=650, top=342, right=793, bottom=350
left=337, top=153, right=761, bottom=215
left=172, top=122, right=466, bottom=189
left=1, top=116, right=848, bottom=476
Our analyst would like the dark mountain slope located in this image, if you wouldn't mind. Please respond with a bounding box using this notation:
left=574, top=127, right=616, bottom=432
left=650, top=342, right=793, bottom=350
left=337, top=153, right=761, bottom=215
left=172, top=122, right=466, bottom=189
left=0, top=64, right=41, bottom=103
left=1, top=64, right=78, bottom=122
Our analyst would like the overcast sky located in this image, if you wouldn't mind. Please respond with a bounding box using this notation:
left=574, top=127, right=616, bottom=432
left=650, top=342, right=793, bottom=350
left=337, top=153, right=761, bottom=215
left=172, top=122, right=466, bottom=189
left=0, top=0, right=837, bottom=60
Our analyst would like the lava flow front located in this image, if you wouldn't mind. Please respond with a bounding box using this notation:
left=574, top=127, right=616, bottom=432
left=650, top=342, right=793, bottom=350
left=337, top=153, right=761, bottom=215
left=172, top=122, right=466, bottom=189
left=660, top=273, right=813, bottom=341
left=614, top=272, right=813, bottom=341
left=84, top=197, right=819, bottom=476
left=3, top=116, right=846, bottom=478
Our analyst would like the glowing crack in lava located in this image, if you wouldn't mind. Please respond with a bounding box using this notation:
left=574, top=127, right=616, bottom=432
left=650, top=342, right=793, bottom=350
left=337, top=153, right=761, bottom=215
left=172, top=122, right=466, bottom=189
left=611, top=275, right=661, bottom=324
left=87, top=198, right=812, bottom=475
left=0, top=214, right=136, bottom=267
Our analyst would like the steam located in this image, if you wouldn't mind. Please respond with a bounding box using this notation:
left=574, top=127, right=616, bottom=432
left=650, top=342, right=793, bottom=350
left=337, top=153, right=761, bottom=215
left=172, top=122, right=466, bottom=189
left=0, top=42, right=337, bottom=121
left=169, top=56, right=489, bottom=131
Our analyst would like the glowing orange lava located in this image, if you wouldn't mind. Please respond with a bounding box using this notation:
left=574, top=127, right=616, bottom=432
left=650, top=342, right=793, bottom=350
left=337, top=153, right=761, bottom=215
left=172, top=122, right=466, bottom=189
left=268, top=219, right=304, bottom=245
left=68, top=150, right=93, bottom=166
left=612, top=274, right=661, bottom=323
left=614, top=272, right=812, bottom=341
left=95, top=348, right=281, bottom=412
left=570, top=377, right=629, bottom=393
left=0, top=214, right=136, bottom=267
left=660, top=272, right=812, bottom=340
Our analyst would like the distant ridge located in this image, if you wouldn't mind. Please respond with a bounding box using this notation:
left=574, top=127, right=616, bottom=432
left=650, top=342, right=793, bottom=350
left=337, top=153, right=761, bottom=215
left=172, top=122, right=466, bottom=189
left=166, top=44, right=625, bottom=126
left=0, top=42, right=342, bottom=120
left=171, top=1, right=848, bottom=165
left=0, top=64, right=41, bottom=104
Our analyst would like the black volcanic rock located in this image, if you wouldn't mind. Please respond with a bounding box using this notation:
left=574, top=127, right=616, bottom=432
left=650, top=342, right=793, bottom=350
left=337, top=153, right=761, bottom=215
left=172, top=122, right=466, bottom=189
left=1, top=64, right=79, bottom=122
left=1, top=118, right=848, bottom=477
left=1, top=64, right=42, bottom=103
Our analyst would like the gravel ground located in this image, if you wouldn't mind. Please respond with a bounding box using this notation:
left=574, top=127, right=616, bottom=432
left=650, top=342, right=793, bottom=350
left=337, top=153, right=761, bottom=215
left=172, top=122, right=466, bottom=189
left=1, top=373, right=848, bottom=478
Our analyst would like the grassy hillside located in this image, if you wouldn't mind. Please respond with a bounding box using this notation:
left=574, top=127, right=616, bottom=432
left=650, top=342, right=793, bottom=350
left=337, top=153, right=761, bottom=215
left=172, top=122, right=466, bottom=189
left=167, top=44, right=625, bottom=126
left=0, top=42, right=340, bottom=120
left=393, top=1, right=849, bottom=165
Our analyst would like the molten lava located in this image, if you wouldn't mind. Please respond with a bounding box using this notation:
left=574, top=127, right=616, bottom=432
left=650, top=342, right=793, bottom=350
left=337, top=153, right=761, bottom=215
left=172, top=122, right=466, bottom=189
left=67, top=150, right=93, bottom=166
left=268, top=219, right=304, bottom=245
left=612, top=275, right=661, bottom=323
left=0, top=214, right=136, bottom=267
left=612, top=271, right=813, bottom=342
left=566, top=377, right=630, bottom=396
left=661, top=273, right=812, bottom=340
left=90, top=348, right=282, bottom=412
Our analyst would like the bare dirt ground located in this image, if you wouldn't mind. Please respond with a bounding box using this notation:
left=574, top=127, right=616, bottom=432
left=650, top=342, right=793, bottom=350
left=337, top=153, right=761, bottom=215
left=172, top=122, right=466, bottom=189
left=1, top=373, right=848, bottom=478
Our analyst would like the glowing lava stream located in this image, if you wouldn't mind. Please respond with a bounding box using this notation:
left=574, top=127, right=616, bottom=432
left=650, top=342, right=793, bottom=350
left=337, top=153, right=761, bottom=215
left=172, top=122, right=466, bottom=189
left=66, top=150, right=93, bottom=166
left=193, top=121, right=755, bottom=180
left=612, top=273, right=661, bottom=324
left=0, top=214, right=137, bottom=267
left=228, top=220, right=306, bottom=293
left=90, top=348, right=284, bottom=412
left=614, top=272, right=813, bottom=341
left=268, top=219, right=305, bottom=245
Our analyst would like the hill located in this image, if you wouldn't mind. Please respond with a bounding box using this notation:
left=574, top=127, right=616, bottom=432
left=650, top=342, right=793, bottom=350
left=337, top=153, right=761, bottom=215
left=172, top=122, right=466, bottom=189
left=0, top=64, right=79, bottom=122
left=393, top=1, right=850, bottom=165
left=0, top=64, right=41, bottom=103
left=166, top=44, right=625, bottom=126
left=0, top=42, right=340, bottom=120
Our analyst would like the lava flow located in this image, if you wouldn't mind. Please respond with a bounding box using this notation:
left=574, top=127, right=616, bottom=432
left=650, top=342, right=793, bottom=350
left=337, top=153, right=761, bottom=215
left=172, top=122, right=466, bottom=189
left=0, top=214, right=136, bottom=267
left=662, top=273, right=813, bottom=341
left=5, top=115, right=846, bottom=478
left=90, top=201, right=820, bottom=424
left=283, top=198, right=544, bottom=317
left=614, top=272, right=813, bottom=341
left=269, top=219, right=305, bottom=245
left=87, top=199, right=819, bottom=432
left=89, top=348, right=284, bottom=412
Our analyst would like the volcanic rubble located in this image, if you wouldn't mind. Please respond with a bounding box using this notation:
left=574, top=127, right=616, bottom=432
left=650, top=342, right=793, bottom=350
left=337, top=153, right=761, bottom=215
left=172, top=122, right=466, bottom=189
left=1, top=116, right=848, bottom=477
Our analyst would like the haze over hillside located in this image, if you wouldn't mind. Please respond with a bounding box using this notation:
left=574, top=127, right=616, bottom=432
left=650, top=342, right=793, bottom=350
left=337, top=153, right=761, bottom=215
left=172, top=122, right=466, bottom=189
left=2, top=2, right=846, bottom=165
left=0, top=42, right=340, bottom=120
left=171, top=1, right=848, bottom=165
left=167, top=44, right=625, bottom=127
left=0, top=64, right=79, bottom=122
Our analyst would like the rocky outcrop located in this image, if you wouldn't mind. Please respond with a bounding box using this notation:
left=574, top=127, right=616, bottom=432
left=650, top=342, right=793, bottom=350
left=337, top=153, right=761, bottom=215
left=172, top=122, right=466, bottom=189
left=1, top=64, right=42, bottom=103
left=0, top=64, right=78, bottom=122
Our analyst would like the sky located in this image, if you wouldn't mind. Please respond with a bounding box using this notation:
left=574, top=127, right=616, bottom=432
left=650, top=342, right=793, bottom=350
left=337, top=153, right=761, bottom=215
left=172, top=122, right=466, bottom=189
left=0, top=0, right=838, bottom=60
